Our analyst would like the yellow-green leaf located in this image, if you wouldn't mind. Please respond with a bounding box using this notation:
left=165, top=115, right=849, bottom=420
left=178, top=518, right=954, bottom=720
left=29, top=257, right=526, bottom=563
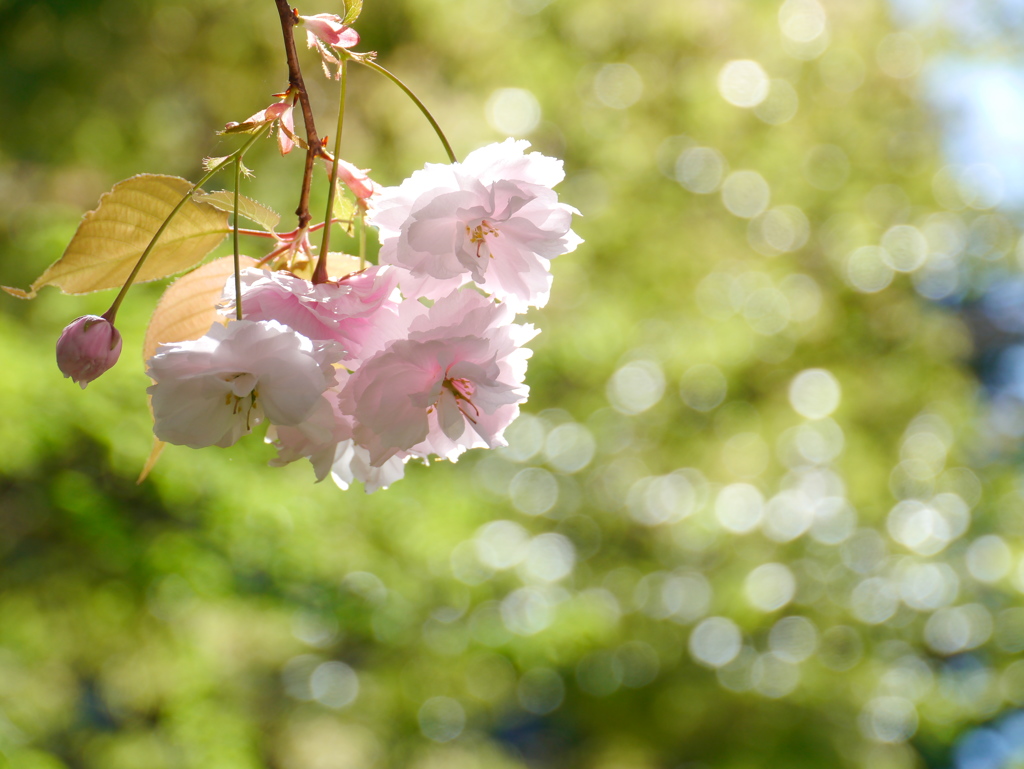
left=3, top=174, right=229, bottom=300
left=143, top=255, right=258, bottom=362
left=343, top=0, right=363, bottom=25
left=332, top=189, right=358, bottom=236
left=195, top=191, right=280, bottom=234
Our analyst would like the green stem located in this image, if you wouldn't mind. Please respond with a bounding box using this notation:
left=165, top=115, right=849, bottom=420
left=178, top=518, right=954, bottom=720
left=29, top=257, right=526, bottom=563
left=313, top=57, right=349, bottom=285
left=233, top=154, right=243, bottom=321
left=103, top=125, right=270, bottom=322
left=357, top=58, right=457, bottom=164
left=358, top=212, right=366, bottom=270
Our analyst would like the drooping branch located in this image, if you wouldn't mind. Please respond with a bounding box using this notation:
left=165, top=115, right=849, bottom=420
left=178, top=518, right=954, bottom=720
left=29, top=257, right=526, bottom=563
left=274, top=0, right=322, bottom=230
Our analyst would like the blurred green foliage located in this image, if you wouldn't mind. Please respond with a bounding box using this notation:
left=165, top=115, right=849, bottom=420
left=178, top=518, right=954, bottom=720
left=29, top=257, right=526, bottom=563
left=1, top=0, right=1022, bottom=768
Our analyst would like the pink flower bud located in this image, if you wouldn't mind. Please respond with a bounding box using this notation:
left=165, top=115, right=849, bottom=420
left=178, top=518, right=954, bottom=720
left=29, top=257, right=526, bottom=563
left=300, top=14, right=360, bottom=49
left=56, top=315, right=122, bottom=389
left=323, top=156, right=380, bottom=201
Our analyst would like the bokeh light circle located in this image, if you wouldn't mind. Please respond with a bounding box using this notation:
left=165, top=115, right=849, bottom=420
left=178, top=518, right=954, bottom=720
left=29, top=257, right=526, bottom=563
left=717, top=60, right=770, bottom=108
left=788, top=369, right=841, bottom=420
left=690, top=617, right=743, bottom=668
left=485, top=87, right=541, bottom=136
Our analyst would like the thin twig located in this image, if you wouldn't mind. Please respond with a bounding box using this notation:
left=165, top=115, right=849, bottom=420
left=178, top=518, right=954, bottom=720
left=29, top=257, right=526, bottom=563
left=274, top=0, right=322, bottom=229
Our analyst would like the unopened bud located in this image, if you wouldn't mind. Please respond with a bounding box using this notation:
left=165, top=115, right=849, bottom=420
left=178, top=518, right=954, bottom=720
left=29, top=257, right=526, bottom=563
left=56, top=315, right=122, bottom=389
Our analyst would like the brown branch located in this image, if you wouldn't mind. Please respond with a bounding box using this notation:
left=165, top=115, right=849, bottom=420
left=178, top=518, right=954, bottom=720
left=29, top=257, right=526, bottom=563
left=274, top=0, right=321, bottom=230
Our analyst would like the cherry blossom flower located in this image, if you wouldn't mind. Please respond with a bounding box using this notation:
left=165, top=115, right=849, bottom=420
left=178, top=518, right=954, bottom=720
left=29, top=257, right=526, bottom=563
left=266, top=383, right=351, bottom=480
left=368, top=139, right=582, bottom=312
left=222, top=267, right=402, bottom=362
left=147, top=320, right=341, bottom=449
left=56, top=314, right=122, bottom=388
left=340, top=289, right=538, bottom=466
left=266, top=376, right=410, bottom=492
left=300, top=13, right=360, bottom=78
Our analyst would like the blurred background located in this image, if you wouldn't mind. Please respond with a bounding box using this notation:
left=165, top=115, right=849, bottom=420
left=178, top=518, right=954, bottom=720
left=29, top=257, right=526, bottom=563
left=3, top=0, right=1024, bottom=767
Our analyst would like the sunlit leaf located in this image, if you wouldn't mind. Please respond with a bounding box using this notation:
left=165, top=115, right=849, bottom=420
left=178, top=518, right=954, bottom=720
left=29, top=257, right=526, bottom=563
left=195, top=190, right=280, bottom=234
left=3, top=174, right=229, bottom=300
left=343, top=0, right=363, bottom=25
left=332, top=189, right=358, bottom=236
left=143, top=255, right=258, bottom=362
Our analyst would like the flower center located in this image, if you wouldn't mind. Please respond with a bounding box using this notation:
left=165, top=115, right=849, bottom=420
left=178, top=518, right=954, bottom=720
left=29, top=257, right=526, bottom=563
left=220, top=373, right=261, bottom=428
left=441, top=376, right=480, bottom=423
left=465, top=220, right=499, bottom=258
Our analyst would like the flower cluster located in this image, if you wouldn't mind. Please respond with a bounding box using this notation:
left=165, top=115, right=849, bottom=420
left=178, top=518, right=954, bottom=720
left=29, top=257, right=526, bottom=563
left=144, top=140, right=580, bottom=491
left=369, top=139, right=582, bottom=313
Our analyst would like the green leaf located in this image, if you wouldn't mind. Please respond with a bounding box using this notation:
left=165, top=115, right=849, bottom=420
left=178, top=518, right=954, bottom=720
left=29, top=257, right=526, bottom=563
left=332, top=189, right=358, bottom=236
left=195, top=191, right=280, bottom=234
left=3, top=174, right=229, bottom=299
left=343, top=0, right=363, bottom=25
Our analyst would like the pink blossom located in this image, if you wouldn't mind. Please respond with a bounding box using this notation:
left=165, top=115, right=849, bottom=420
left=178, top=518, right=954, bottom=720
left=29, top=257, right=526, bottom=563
left=266, top=384, right=351, bottom=480
left=301, top=13, right=359, bottom=78
left=222, top=267, right=402, bottom=362
left=300, top=13, right=360, bottom=49
left=324, top=156, right=381, bottom=202
left=368, top=139, right=582, bottom=313
left=147, top=320, right=341, bottom=449
left=56, top=314, right=122, bottom=388
left=266, top=376, right=410, bottom=492
left=340, top=289, right=538, bottom=466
